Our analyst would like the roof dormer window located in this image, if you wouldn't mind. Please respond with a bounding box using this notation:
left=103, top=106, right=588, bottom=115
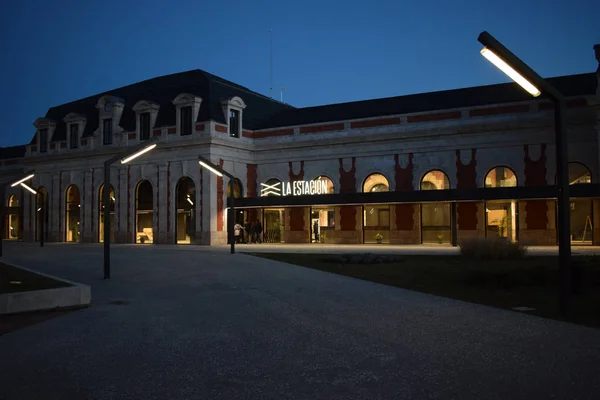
left=39, top=128, right=48, bottom=153
left=140, top=113, right=151, bottom=140
left=180, top=106, right=192, bottom=136
left=103, top=118, right=113, bottom=145
left=69, top=124, right=79, bottom=149
left=229, top=109, right=240, bottom=138
left=133, top=100, right=160, bottom=142
left=62, top=113, right=86, bottom=150
left=221, top=96, right=246, bottom=139
left=172, top=94, right=202, bottom=136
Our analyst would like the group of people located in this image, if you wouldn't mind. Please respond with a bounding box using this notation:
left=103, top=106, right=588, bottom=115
left=234, top=219, right=263, bottom=244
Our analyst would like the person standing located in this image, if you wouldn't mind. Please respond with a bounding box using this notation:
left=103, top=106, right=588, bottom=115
left=254, top=219, right=263, bottom=244
left=234, top=222, right=242, bottom=244
left=244, top=219, right=252, bottom=244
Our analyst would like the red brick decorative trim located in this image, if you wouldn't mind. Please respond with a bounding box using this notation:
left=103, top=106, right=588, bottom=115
left=215, top=124, right=228, bottom=133
left=247, top=164, right=257, bottom=197
left=60, top=142, right=66, bottom=149
left=118, top=169, right=121, bottom=232
left=351, top=117, right=401, bottom=129
left=80, top=139, right=87, bottom=146
left=394, top=153, right=414, bottom=191
left=469, top=104, right=529, bottom=117
left=167, top=127, right=176, bottom=135
left=217, top=159, right=224, bottom=231
left=58, top=173, right=62, bottom=239
left=153, top=129, right=162, bottom=136
left=300, top=123, right=344, bottom=134
left=127, top=166, right=131, bottom=239
left=248, top=128, right=294, bottom=138
left=166, top=163, right=171, bottom=234
left=91, top=169, right=94, bottom=237
left=407, top=111, right=462, bottom=123
left=195, top=123, right=205, bottom=131
left=199, top=167, right=203, bottom=232
left=128, top=133, right=137, bottom=140
left=539, top=98, right=588, bottom=110
left=50, top=143, right=56, bottom=150
left=289, top=161, right=305, bottom=182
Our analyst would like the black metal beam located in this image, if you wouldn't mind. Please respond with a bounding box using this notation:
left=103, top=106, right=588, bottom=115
left=229, top=184, right=600, bottom=208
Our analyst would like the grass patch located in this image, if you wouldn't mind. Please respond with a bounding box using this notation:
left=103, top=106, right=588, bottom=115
left=0, top=263, right=71, bottom=294
left=248, top=253, right=600, bottom=328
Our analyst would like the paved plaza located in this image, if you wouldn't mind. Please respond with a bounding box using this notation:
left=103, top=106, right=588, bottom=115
left=0, top=242, right=599, bottom=399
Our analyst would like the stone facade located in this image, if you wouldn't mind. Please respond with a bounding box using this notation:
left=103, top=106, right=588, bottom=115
left=2, top=59, right=600, bottom=246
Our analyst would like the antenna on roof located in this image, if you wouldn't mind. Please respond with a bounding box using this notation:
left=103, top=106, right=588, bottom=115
left=281, top=87, right=285, bottom=103
left=270, top=29, right=273, bottom=99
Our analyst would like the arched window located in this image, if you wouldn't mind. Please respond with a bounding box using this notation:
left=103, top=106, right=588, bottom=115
left=420, top=170, right=450, bottom=244
left=98, top=184, right=115, bottom=243
left=484, top=167, right=518, bottom=241
left=226, top=178, right=244, bottom=198
left=565, top=163, right=593, bottom=244
left=313, top=176, right=335, bottom=194
left=485, top=166, right=517, bottom=188
left=568, top=162, right=591, bottom=184
left=176, top=177, right=196, bottom=244
left=363, top=173, right=389, bottom=192
left=362, top=174, right=390, bottom=243
left=420, top=170, right=450, bottom=190
left=261, top=178, right=282, bottom=197
left=7, top=194, right=20, bottom=239
left=136, top=180, right=154, bottom=244
left=65, top=185, right=81, bottom=242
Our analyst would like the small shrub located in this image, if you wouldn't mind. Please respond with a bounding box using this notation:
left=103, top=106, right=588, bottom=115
left=459, top=238, right=527, bottom=260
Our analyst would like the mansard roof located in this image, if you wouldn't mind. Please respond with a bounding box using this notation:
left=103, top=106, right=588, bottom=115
left=40, top=69, right=295, bottom=143
left=30, top=69, right=598, bottom=145
left=255, top=73, right=597, bottom=129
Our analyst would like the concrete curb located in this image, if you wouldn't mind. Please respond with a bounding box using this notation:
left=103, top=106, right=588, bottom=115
left=0, top=263, right=91, bottom=315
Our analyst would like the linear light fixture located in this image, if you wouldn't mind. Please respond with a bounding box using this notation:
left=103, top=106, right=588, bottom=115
left=11, top=174, right=35, bottom=187
left=20, top=183, right=37, bottom=194
left=199, top=160, right=223, bottom=177
left=480, top=47, right=541, bottom=97
left=121, top=143, right=157, bottom=164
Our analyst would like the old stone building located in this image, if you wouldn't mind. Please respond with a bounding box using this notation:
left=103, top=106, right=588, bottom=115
left=2, top=48, right=599, bottom=246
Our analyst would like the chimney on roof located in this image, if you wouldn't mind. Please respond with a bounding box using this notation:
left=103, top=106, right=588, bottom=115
left=595, top=44, right=600, bottom=96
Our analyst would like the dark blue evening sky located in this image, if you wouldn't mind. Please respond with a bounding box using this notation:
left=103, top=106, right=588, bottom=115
left=0, top=0, right=597, bottom=147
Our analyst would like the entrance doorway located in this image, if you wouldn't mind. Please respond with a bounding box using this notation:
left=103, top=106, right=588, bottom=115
left=485, top=201, right=518, bottom=242
left=264, top=209, right=284, bottom=243
left=310, top=206, right=334, bottom=243
left=175, top=177, right=195, bottom=244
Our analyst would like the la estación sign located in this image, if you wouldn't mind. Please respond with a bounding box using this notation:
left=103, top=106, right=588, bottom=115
left=261, top=180, right=328, bottom=197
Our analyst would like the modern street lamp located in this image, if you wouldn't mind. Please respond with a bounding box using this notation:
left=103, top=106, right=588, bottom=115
left=0, top=172, right=36, bottom=257
left=198, top=156, right=236, bottom=254
left=478, top=31, right=572, bottom=317
left=103, top=138, right=158, bottom=279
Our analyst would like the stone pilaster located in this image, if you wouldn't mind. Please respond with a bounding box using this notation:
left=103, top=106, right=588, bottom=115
left=157, top=163, right=169, bottom=243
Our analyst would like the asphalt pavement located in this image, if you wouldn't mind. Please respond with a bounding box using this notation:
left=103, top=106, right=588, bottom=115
left=0, top=242, right=599, bottom=399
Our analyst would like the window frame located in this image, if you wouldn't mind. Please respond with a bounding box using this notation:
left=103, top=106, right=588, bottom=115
left=103, top=118, right=113, bottom=145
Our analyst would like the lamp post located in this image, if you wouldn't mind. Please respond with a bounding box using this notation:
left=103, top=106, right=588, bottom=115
left=103, top=138, right=158, bottom=279
left=477, top=31, right=572, bottom=317
left=0, top=173, right=35, bottom=257
left=198, top=156, right=236, bottom=254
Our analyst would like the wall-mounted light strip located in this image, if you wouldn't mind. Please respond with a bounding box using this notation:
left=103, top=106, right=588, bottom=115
left=199, top=161, right=223, bottom=177
left=121, top=144, right=157, bottom=164
left=20, top=183, right=37, bottom=194
left=11, top=174, right=35, bottom=187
